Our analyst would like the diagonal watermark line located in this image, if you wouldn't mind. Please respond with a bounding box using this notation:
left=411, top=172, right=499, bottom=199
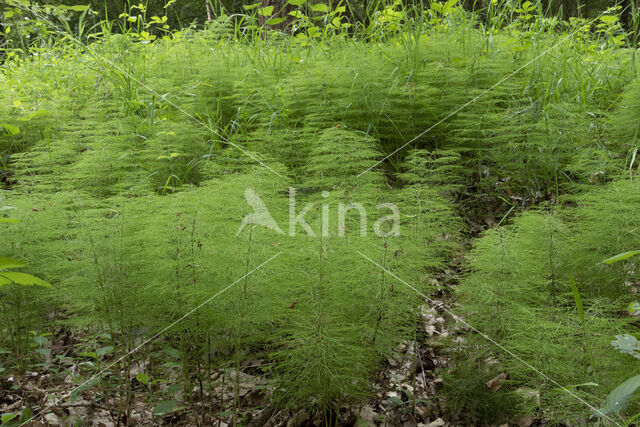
left=21, top=251, right=282, bottom=426
left=356, top=250, right=621, bottom=426
left=6, top=3, right=285, bottom=179
left=357, top=33, right=575, bottom=178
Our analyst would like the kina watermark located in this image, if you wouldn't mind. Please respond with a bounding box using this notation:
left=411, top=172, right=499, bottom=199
left=237, top=187, right=400, bottom=237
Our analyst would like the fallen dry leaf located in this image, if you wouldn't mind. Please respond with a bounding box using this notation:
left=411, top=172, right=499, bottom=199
left=425, top=417, right=445, bottom=427
left=485, top=372, right=508, bottom=392
left=518, top=414, right=536, bottom=427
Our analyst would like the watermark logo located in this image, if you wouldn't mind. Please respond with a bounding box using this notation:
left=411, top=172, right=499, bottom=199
left=237, top=188, right=284, bottom=235
left=237, top=187, right=400, bottom=237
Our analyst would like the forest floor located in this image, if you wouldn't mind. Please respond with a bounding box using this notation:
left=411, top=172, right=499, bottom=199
left=1, top=234, right=515, bottom=426
left=1, top=279, right=462, bottom=427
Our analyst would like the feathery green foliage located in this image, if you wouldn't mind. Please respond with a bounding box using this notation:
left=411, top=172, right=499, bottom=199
left=1, top=1, right=640, bottom=423
left=456, top=179, right=640, bottom=421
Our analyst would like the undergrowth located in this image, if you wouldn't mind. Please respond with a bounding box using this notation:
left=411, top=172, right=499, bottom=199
left=456, top=179, right=640, bottom=422
left=1, top=0, right=640, bottom=424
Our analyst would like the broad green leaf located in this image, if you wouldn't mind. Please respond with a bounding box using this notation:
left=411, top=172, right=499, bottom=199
left=18, top=109, right=50, bottom=121
left=0, top=124, right=20, bottom=136
left=163, top=346, right=181, bottom=358
left=161, top=361, right=181, bottom=368
left=19, top=407, right=32, bottom=423
left=596, top=374, right=640, bottom=416
left=162, top=347, right=182, bottom=359
left=600, top=15, right=618, bottom=25
left=565, top=382, right=599, bottom=389
left=97, top=346, right=114, bottom=357
left=153, top=400, right=184, bottom=416
left=311, top=3, right=329, bottom=12
left=136, top=372, right=150, bottom=384
left=388, top=396, right=404, bottom=407
left=79, top=351, right=97, bottom=358
left=33, top=336, right=47, bottom=347
left=602, top=250, right=640, bottom=264
left=258, top=5, right=274, bottom=16
left=69, top=380, right=97, bottom=403
left=0, top=256, right=25, bottom=269
left=1, top=413, right=18, bottom=424
left=611, top=334, right=640, bottom=358
left=243, top=2, right=261, bottom=10
left=266, top=17, right=286, bottom=25
left=0, top=272, right=51, bottom=287
left=287, top=0, right=306, bottom=5
left=78, top=361, right=96, bottom=369
left=68, top=5, right=90, bottom=12
left=35, top=348, right=50, bottom=357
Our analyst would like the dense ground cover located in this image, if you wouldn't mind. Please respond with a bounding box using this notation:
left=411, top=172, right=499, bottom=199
left=2, top=1, right=640, bottom=425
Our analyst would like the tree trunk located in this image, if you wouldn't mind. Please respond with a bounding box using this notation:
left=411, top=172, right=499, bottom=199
left=205, top=0, right=212, bottom=22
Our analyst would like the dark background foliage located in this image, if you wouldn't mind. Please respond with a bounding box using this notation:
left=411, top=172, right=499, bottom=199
left=1, top=0, right=628, bottom=28
left=0, top=0, right=630, bottom=57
